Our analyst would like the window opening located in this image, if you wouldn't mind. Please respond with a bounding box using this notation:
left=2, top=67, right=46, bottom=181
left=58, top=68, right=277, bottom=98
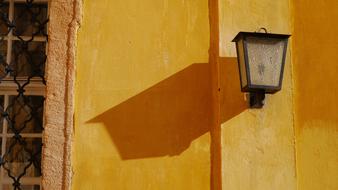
left=0, top=0, right=49, bottom=189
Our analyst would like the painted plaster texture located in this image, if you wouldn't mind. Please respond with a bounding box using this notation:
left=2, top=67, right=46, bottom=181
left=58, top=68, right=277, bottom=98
left=208, top=0, right=222, bottom=188
left=43, top=0, right=81, bottom=189
left=218, top=1, right=296, bottom=190
left=73, top=0, right=211, bottom=189
left=292, top=1, right=338, bottom=189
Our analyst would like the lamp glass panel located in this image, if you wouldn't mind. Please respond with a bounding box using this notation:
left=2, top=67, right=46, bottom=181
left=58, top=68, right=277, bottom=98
left=237, top=39, right=247, bottom=87
left=246, top=37, right=285, bottom=87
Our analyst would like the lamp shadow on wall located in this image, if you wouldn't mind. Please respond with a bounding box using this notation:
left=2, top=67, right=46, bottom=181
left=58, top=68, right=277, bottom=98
left=87, top=58, right=246, bottom=160
left=219, top=57, right=247, bottom=124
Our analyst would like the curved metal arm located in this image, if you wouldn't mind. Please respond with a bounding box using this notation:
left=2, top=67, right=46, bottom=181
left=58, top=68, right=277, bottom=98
left=257, top=27, right=268, bottom=33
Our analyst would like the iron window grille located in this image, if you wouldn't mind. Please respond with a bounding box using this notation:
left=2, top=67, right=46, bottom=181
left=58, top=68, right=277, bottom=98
left=0, top=0, right=49, bottom=189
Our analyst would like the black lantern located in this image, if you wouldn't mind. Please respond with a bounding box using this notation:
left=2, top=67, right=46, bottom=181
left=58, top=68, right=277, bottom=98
left=232, top=29, right=290, bottom=108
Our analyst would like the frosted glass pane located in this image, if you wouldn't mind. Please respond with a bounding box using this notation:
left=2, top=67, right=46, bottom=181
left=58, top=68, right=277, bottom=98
left=246, top=37, right=285, bottom=87
left=13, top=2, right=48, bottom=36
left=4, top=138, right=42, bottom=177
left=237, top=39, right=247, bottom=87
left=7, top=96, right=44, bottom=133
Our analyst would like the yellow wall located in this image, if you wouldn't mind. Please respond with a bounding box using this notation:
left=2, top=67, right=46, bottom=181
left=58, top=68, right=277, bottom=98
left=219, top=1, right=296, bottom=190
left=292, top=1, right=338, bottom=189
left=72, top=0, right=338, bottom=189
left=73, top=0, right=211, bottom=189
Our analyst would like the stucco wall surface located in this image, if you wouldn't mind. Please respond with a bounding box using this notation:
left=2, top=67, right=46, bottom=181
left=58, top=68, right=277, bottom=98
left=218, top=1, right=296, bottom=190
left=73, top=0, right=211, bottom=189
left=292, top=1, right=338, bottom=190
left=71, top=0, right=338, bottom=189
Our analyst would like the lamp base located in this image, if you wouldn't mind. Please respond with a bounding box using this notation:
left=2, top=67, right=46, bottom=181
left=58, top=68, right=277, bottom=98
left=249, top=91, right=265, bottom=108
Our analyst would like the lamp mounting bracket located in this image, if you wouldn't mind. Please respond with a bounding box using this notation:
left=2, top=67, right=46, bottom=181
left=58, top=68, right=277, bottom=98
left=249, top=91, right=265, bottom=108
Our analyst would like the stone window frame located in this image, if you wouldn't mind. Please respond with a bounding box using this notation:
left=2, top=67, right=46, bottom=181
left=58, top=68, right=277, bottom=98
left=42, top=0, right=81, bottom=189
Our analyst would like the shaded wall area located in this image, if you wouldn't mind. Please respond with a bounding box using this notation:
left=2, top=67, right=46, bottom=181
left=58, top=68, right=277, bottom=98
left=72, top=0, right=211, bottom=189
left=292, top=1, right=338, bottom=189
left=87, top=63, right=211, bottom=160
left=218, top=1, right=296, bottom=190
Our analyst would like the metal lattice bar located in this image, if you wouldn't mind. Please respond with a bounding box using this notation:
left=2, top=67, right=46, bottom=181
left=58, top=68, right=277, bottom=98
left=0, top=0, right=48, bottom=189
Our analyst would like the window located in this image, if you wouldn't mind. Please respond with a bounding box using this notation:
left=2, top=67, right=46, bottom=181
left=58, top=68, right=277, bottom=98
left=0, top=0, right=48, bottom=189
